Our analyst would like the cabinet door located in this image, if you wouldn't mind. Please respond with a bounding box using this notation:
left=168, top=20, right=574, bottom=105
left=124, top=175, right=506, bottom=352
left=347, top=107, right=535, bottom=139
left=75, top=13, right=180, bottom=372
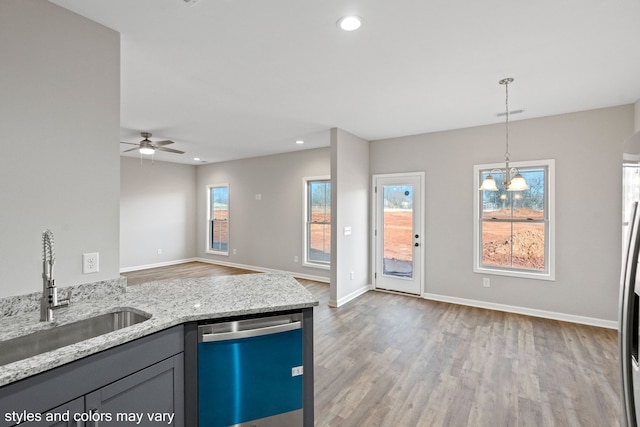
left=85, top=354, right=184, bottom=427
left=17, top=397, right=84, bottom=427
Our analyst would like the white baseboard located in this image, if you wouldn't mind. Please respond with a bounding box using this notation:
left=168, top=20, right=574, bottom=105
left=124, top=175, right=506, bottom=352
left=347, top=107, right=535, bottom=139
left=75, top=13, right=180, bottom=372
left=423, top=292, right=618, bottom=330
left=119, top=258, right=198, bottom=273
left=329, top=284, right=371, bottom=308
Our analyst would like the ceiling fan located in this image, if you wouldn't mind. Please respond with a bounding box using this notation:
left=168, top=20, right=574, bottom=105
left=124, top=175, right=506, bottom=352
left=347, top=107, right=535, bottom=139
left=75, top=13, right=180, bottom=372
left=120, top=132, right=184, bottom=155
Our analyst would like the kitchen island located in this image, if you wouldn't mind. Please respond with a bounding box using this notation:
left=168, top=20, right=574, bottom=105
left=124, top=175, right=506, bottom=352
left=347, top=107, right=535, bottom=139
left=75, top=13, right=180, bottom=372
left=0, top=273, right=318, bottom=426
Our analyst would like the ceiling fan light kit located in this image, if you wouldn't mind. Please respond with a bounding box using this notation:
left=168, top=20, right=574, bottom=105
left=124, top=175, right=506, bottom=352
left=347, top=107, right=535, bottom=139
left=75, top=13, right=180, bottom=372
left=120, top=132, right=185, bottom=160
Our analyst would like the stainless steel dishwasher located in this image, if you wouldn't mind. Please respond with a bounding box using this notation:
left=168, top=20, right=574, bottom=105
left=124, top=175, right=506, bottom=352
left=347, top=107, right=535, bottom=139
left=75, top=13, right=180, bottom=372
left=197, top=313, right=304, bottom=427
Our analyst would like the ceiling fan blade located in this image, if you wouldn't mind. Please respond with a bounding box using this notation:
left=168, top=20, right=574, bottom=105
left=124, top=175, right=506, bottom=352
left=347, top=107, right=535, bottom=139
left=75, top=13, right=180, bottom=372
left=153, top=140, right=174, bottom=146
left=156, top=146, right=184, bottom=154
left=122, top=147, right=140, bottom=153
left=120, top=141, right=139, bottom=146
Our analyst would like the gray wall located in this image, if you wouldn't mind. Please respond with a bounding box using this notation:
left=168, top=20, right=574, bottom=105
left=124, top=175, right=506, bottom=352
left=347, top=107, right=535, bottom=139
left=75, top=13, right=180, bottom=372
left=330, top=129, right=370, bottom=306
left=196, top=148, right=331, bottom=280
left=120, top=158, right=197, bottom=270
left=0, top=0, right=120, bottom=298
left=371, top=105, right=634, bottom=322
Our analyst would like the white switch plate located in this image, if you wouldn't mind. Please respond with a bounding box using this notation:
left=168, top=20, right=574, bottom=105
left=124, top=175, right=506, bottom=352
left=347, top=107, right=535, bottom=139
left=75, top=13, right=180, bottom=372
left=343, top=226, right=352, bottom=236
left=83, top=252, right=99, bottom=274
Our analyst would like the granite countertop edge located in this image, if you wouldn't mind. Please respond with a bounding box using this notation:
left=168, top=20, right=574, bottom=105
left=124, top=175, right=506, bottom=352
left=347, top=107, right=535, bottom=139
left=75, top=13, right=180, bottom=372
left=0, top=273, right=318, bottom=387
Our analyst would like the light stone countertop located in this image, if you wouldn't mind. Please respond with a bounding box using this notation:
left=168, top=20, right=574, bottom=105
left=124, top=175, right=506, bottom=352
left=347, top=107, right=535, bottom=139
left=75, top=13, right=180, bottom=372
left=0, top=273, right=318, bottom=387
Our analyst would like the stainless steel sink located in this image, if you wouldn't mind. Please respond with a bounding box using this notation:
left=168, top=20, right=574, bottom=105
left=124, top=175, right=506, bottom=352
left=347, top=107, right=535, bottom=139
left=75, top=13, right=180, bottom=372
left=0, top=309, right=151, bottom=366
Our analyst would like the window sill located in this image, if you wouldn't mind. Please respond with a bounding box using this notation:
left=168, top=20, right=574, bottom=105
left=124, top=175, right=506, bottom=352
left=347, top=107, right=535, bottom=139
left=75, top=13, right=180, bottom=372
left=206, top=250, right=229, bottom=256
left=474, top=266, right=555, bottom=281
left=303, top=262, right=330, bottom=270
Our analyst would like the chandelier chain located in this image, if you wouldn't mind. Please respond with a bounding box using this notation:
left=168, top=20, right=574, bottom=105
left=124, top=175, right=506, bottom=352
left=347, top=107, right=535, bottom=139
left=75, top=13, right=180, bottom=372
left=504, top=79, right=510, bottom=163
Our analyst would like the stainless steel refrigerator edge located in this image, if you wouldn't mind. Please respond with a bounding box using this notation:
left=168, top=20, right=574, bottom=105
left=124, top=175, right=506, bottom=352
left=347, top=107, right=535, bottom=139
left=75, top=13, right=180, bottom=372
left=620, top=201, right=639, bottom=427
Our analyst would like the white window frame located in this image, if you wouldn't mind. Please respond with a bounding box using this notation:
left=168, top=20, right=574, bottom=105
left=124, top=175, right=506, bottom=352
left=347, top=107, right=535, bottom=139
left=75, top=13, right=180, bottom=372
left=303, top=176, right=331, bottom=269
left=206, top=183, right=229, bottom=256
left=473, top=159, right=555, bottom=281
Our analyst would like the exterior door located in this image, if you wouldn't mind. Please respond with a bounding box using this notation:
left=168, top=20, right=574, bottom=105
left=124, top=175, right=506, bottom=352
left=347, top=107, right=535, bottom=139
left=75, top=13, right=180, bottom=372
left=373, top=173, right=424, bottom=295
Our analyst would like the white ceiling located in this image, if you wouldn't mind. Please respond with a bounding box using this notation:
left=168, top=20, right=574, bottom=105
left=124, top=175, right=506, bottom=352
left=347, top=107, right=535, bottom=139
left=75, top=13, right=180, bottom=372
left=50, top=0, right=640, bottom=165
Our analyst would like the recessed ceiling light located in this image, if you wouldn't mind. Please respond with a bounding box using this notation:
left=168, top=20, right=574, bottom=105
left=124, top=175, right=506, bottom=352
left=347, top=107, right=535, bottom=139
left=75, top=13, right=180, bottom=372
left=337, top=16, right=362, bottom=32
left=194, top=157, right=201, bottom=161
left=296, top=140, right=305, bottom=145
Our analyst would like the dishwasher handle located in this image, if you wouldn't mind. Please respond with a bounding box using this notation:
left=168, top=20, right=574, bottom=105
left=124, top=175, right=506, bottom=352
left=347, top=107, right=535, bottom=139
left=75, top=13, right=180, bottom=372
left=199, top=320, right=301, bottom=342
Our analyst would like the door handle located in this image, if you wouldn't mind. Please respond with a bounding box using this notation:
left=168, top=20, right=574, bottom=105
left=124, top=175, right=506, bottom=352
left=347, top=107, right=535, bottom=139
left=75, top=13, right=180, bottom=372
left=414, top=243, right=419, bottom=247
left=200, top=321, right=301, bottom=342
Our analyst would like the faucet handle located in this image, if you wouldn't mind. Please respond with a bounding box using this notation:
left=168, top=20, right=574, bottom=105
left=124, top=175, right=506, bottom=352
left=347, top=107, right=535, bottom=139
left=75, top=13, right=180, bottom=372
left=60, top=289, right=72, bottom=304
left=51, top=287, right=71, bottom=308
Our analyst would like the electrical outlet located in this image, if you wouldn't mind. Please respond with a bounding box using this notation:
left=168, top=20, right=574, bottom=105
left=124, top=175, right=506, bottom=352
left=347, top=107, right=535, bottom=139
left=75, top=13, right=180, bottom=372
left=83, top=253, right=99, bottom=274
left=291, top=366, right=304, bottom=377
left=294, top=255, right=299, bottom=262
left=157, top=248, right=162, bottom=255
left=233, top=248, right=237, bottom=255
left=350, top=271, right=354, bottom=280
left=483, top=278, right=490, bottom=288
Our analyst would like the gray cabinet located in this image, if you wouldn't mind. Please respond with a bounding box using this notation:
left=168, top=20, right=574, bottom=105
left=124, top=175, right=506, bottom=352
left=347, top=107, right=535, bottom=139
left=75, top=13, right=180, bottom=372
left=9, top=356, right=184, bottom=427
left=0, top=326, right=184, bottom=427
left=18, top=398, right=84, bottom=427
left=86, top=355, right=184, bottom=427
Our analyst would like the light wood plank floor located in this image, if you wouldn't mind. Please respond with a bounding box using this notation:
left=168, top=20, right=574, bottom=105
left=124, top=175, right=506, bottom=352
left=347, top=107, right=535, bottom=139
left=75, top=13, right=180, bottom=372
left=123, top=262, right=623, bottom=426
left=122, top=261, right=256, bottom=286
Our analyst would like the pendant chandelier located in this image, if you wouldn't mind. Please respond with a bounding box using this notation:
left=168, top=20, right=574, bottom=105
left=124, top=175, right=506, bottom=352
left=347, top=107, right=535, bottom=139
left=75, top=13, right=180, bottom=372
left=479, top=78, right=528, bottom=192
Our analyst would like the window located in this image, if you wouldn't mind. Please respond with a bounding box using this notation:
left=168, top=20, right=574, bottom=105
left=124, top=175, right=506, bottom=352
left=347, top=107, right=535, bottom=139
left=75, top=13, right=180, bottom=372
left=304, top=178, right=331, bottom=268
left=473, top=160, right=555, bottom=280
left=207, top=184, right=229, bottom=255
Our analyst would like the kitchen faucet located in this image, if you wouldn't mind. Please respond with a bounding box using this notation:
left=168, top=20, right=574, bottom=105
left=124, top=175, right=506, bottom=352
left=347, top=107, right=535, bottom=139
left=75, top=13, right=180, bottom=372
left=41, top=229, right=70, bottom=322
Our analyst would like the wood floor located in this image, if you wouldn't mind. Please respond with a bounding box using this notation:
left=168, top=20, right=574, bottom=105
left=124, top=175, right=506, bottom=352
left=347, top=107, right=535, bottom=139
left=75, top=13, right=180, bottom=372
left=122, top=262, right=623, bottom=426
left=122, top=261, right=256, bottom=286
